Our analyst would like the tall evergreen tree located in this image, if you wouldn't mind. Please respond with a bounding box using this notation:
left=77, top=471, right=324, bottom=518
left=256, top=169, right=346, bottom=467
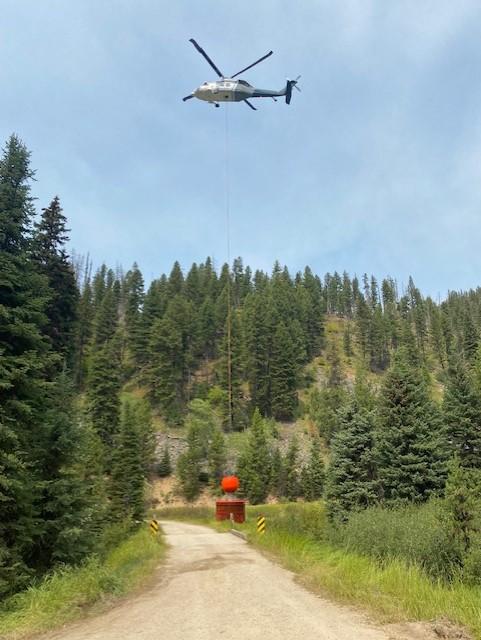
left=270, top=322, right=297, bottom=421
left=376, top=349, right=446, bottom=504
left=110, top=400, right=146, bottom=522
left=325, top=396, right=377, bottom=519
left=0, top=135, right=53, bottom=593
left=301, top=438, right=325, bottom=501
left=237, top=409, right=271, bottom=504
left=32, top=196, right=78, bottom=361
left=443, top=359, right=481, bottom=470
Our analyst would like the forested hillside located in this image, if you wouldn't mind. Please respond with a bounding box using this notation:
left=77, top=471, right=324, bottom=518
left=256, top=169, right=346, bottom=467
left=3, top=133, right=481, bottom=599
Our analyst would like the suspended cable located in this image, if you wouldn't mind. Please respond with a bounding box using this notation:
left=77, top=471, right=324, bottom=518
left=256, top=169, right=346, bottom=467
left=224, top=102, right=233, bottom=432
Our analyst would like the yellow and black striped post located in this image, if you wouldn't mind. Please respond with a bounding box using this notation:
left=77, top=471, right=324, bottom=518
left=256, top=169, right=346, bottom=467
left=149, top=518, right=159, bottom=535
left=256, top=515, right=266, bottom=535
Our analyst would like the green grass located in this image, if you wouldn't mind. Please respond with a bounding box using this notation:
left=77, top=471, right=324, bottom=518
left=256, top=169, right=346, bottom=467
left=160, top=503, right=480, bottom=639
left=0, top=528, right=165, bottom=640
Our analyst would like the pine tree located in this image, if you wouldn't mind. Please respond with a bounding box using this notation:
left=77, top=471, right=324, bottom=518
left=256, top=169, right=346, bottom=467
left=87, top=336, right=121, bottom=449
left=110, top=400, right=146, bottom=522
left=325, top=397, right=377, bottom=519
left=32, top=196, right=78, bottom=361
left=124, top=263, right=145, bottom=363
left=443, top=359, right=481, bottom=470
left=270, top=322, right=297, bottom=421
left=0, top=135, right=53, bottom=594
left=301, top=438, right=325, bottom=501
left=376, top=349, right=446, bottom=505
left=148, top=317, right=183, bottom=423
left=32, top=374, right=102, bottom=569
left=237, top=409, right=271, bottom=504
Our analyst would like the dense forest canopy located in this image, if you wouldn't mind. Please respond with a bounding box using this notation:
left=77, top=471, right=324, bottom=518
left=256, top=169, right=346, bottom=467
left=2, top=133, right=481, bottom=597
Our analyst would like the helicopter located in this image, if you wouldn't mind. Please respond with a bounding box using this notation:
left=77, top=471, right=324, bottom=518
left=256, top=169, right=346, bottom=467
left=182, top=39, right=300, bottom=110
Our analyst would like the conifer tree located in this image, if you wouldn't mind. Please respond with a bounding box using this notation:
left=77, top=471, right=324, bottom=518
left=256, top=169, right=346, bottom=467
left=443, top=359, right=481, bottom=470
left=87, top=335, right=121, bottom=449
left=110, top=400, right=146, bottom=522
left=270, top=322, right=297, bottom=421
left=32, top=196, right=78, bottom=361
left=148, top=317, right=183, bottom=423
left=237, top=409, right=271, bottom=504
left=325, top=396, right=377, bottom=519
left=301, top=438, right=325, bottom=501
left=376, top=349, right=446, bottom=504
left=0, top=135, right=53, bottom=593
left=124, top=263, right=145, bottom=363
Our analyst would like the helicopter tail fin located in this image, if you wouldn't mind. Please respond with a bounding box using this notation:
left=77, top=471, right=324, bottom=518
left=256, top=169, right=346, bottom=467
left=285, top=76, right=301, bottom=104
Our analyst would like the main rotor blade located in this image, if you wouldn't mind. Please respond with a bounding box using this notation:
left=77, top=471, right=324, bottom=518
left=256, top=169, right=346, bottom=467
left=244, top=99, right=257, bottom=110
left=182, top=94, right=194, bottom=101
left=189, top=39, right=223, bottom=78
left=231, top=50, right=273, bottom=78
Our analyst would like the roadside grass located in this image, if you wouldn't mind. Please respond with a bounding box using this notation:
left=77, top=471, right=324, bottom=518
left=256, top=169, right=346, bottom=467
left=0, top=528, right=165, bottom=640
left=159, top=503, right=481, bottom=639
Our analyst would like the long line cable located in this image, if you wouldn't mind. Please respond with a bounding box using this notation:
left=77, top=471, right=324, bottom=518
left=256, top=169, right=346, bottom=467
left=224, top=103, right=233, bottom=432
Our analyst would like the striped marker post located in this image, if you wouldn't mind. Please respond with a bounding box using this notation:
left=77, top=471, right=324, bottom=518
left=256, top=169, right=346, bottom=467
left=256, top=515, right=266, bottom=535
left=150, top=518, right=159, bottom=535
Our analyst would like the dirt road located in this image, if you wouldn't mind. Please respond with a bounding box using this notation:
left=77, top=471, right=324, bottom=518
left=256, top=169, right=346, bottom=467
left=45, top=521, right=429, bottom=640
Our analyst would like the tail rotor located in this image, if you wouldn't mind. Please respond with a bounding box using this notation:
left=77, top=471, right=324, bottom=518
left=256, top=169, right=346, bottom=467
left=285, top=75, right=301, bottom=104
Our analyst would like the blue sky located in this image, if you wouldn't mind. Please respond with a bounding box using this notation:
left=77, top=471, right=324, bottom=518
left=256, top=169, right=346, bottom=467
left=1, top=1, right=481, bottom=297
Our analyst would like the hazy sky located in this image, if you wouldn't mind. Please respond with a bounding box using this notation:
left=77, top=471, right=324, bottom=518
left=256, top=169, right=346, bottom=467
left=1, top=1, right=481, bottom=296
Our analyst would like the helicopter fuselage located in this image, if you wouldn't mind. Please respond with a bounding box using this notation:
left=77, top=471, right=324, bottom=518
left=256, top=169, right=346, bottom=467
left=193, top=78, right=283, bottom=103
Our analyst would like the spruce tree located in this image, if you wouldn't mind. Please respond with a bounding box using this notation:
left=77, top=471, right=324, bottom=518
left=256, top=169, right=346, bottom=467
left=325, top=397, right=377, bottom=519
left=237, top=409, right=271, bottom=504
left=443, top=359, right=481, bottom=470
left=32, top=196, right=78, bottom=361
left=376, top=349, right=446, bottom=505
left=87, top=335, right=121, bottom=449
left=0, top=135, right=53, bottom=593
left=148, top=317, right=183, bottom=423
left=110, top=400, right=146, bottom=522
left=301, top=438, right=325, bottom=501
left=270, top=322, right=298, bottom=421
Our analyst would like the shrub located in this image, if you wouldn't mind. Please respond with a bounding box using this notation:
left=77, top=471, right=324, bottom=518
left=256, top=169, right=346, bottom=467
left=330, top=501, right=461, bottom=581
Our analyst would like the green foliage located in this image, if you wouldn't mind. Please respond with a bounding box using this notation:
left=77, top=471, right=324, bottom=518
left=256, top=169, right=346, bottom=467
left=87, top=336, right=121, bottom=449
left=332, top=501, right=461, bottom=581
left=443, top=359, right=481, bottom=469
left=32, top=196, right=78, bottom=362
left=376, top=349, right=447, bottom=505
left=326, top=396, right=377, bottom=520
left=110, top=400, right=148, bottom=522
left=157, top=445, right=172, bottom=477
left=237, top=409, right=272, bottom=504
left=301, top=438, right=325, bottom=501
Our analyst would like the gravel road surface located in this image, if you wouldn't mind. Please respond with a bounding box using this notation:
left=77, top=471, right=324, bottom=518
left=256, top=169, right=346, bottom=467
left=45, top=520, right=428, bottom=640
